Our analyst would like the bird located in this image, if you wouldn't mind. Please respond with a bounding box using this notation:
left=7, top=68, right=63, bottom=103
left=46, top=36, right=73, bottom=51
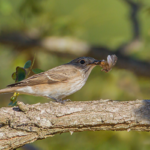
left=0, top=57, right=101, bottom=103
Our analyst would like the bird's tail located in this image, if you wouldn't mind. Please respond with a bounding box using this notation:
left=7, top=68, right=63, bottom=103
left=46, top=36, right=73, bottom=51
left=0, top=87, right=18, bottom=94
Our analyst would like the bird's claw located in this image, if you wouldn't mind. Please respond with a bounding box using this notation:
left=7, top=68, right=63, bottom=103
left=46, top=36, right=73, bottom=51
left=55, top=99, right=71, bottom=104
left=63, top=99, right=71, bottom=102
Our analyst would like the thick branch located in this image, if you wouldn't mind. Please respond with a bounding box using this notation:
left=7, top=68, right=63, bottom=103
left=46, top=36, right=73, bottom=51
left=0, top=100, right=150, bottom=149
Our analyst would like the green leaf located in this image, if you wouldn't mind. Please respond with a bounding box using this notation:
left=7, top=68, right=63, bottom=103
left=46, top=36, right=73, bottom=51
left=11, top=101, right=17, bottom=106
left=16, top=67, right=26, bottom=82
left=32, top=68, right=44, bottom=74
left=8, top=101, right=14, bottom=106
left=24, top=60, right=32, bottom=69
left=8, top=101, right=17, bottom=107
left=12, top=72, right=16, bottom=80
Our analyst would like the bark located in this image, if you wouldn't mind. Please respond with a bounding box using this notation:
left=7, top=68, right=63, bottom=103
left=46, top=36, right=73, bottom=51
left=0, top=99, right=150, bottom=150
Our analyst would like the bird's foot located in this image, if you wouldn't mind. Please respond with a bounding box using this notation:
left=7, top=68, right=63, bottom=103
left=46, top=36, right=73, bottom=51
left=55, top=99, right=64, bottom=104
left=47, top=96, right=71, bottom=104
left=55, top=99, right=71, bottom=104
left=63, top=99, right=71, bottom=102
left=52, top=98, right=71, bottom=104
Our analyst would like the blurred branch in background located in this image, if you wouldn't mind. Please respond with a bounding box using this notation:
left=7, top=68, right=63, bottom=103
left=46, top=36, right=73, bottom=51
left=1, top=100, right=150, bottom=150
left=0, top=32, right=150, bottom=77
left=126, top=0, right=140, bottom=39
left=118, top=0, right=142, bottom=54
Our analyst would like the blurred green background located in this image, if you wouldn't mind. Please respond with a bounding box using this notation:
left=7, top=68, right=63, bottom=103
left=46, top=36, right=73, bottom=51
left=0, top=0, right=150, bottom=149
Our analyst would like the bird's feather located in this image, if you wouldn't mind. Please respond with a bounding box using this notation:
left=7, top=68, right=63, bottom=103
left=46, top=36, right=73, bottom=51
left=7, top=65, right=79, bottom=87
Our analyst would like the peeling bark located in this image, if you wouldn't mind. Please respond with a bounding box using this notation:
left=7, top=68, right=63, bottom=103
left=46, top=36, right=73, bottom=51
left=0, top=99, right=150, bottom=150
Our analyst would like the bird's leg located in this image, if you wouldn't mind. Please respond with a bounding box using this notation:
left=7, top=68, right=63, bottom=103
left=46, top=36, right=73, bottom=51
left=55, top=98, right=71, bottom=104
left=55, top=99, right=64, bottom=104
left=56, top=99, right=71, bottom=104
left=47, top=95, right=71, bottom=103
left=47, top=96, right=64, bottom=104
left=63, top=99, right=71, bottom=102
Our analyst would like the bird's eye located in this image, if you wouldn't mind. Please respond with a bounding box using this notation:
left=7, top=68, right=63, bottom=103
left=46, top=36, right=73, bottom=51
left=80, top=60, right=85, bottom=64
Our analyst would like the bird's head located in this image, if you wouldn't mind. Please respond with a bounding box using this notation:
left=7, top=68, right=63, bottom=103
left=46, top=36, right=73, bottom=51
left=68, top=57, right=101, bottom=75
left=69, top=57, right=101, bottom=67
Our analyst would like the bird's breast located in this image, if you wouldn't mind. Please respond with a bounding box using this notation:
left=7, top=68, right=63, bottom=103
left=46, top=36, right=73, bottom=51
left=67, top=75, right=87, bottom=95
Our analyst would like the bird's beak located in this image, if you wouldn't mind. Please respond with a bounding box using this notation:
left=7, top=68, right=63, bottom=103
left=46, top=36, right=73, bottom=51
left=89, top=60, right=102, bottom=65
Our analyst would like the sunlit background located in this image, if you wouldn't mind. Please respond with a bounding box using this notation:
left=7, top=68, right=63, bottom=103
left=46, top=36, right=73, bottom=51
left=0, top=0, right=150, bottom=149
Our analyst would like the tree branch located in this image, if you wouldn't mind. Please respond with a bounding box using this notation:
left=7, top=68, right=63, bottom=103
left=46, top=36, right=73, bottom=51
left=125, top=0, right=140, bottom=39
left=0, top=100, right=150, bottom=149
left=117, top=0, right=142, bottom=54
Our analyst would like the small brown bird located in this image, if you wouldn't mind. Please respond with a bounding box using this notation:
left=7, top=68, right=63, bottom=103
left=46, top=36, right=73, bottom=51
left=0, top=57, right=101, bottom=103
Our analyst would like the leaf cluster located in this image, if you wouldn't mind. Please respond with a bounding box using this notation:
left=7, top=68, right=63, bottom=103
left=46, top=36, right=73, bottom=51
left=9, top=60, right=43, bottom=106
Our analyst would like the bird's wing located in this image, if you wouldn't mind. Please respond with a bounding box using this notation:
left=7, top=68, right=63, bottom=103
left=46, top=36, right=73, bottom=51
left=7, top=65, right=79, bottom=87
